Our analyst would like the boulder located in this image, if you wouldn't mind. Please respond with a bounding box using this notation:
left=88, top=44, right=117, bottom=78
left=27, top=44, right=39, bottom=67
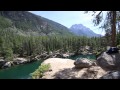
left=40, top=54, right=48, bottom=59
left=0, top=59, right=4, bottom=62
left=34, top=52, right=53, bottom=60
left=2, top=62, right=11, bottom=68
left=55, top=53, right=63, bottom=58
left=41, top=58, right=75, bottom=79
left=92, top=61, right=97, bottom=66
left=13, top=58, right=28, bottom=65
left=97, top=52, right=120, bottom=70
left=74, top=58, right=93, bottom=69
left=80, top=66, right=106, bottom=79
left=62, top=54, right=69, bottom=58
left=100, top=71, right=120, bottom=79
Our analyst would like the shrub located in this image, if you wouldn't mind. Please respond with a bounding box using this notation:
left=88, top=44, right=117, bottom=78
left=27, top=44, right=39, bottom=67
left=31, top=63, right=51, bottom=79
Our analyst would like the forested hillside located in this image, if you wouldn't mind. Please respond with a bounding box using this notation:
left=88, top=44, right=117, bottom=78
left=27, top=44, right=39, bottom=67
left=0, top=28, right=107, bottom=61
left=0, top=11, right=73, bottom=36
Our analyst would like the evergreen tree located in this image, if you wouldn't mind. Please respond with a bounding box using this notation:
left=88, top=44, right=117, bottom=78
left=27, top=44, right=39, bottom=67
left=85, top=11, right=120, bottom=47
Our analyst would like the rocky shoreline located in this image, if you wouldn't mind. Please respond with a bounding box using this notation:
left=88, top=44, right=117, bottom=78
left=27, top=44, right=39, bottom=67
left=0, top=51, right=75, bottom=69
left=0, top=57, right=36, bottom=69
left=0, top=46, right=97, bottom=70
left=38, top=52, right=120, bottom=79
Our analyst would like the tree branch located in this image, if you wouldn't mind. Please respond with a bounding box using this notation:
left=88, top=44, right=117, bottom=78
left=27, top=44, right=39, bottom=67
left=96, top=11, right=102, bottom=17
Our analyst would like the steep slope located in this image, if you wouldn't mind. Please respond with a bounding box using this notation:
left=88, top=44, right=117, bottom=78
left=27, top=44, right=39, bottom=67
left=0, top=11, right=74, bottom=36
left=69, top=24, right=101, bottom=37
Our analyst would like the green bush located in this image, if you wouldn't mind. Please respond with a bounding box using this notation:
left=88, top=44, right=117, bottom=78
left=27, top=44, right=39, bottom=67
left=31, top=63, right=51, bottom=79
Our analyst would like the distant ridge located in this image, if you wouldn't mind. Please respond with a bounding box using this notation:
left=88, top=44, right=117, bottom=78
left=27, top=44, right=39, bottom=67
left=0, top=11, right=74, bottom=36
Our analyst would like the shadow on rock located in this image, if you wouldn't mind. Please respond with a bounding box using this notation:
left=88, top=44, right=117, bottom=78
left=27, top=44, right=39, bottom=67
left=53, top=65, right=107, bottom=79
left=97, top=52, right=120, bottom=71
left=53, top=67, right=82, bottom=79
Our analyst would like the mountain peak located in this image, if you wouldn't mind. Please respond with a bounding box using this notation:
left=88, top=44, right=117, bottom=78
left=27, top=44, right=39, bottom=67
left=69, top=24, right=101, bottom=37
left=70, top=24, right=92, bottom=31
left=71, top=24, right=83, bottom=29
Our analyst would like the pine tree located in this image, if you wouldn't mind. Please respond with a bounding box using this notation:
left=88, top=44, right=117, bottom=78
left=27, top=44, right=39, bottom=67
left=85, top=11, right=120, bottom=47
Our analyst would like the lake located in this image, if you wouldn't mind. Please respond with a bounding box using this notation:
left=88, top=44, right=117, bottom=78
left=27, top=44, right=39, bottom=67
left=0, top=61, right=42, bottom=79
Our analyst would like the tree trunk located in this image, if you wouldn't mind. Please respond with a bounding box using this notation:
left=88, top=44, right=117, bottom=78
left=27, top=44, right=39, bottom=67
left=111, top=11, right=116, bottom=47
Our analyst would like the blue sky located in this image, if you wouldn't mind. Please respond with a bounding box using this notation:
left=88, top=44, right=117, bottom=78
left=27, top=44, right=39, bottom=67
left=29, top=11, right=106, bottom=35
